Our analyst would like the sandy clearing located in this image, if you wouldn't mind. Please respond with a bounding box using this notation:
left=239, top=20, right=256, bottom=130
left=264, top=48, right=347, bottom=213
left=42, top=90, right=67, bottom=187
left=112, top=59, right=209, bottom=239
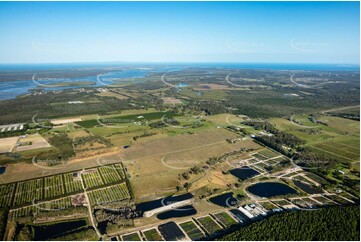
left=51, top=118, right=83, bottom=125
left=0, top=136, right=18, bottom=153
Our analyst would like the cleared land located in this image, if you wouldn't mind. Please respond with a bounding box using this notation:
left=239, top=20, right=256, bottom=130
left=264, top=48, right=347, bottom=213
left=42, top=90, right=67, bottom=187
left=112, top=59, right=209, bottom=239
left=0, top=136, right=18, bottom=153
left=15, top=133, right=51, bottom=152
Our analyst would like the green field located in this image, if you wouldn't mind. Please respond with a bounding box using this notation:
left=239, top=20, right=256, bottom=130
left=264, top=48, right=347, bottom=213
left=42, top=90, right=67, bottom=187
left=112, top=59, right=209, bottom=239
left=179, top=221, right=204, bottom=240
left=14, top=178, right=43, bottom=206
left=87, top=183, right=130, bottom=206
left=213, top=212, right=238, bottom=229
left=0, top=183, right=15, bottom=207
left=122, top=232, right=142, bottom=241
left=98, top=165, right=124, bottom=184
left=63, top=172, right=83, bottom=194
left=81, top=169, right=104, bottom=189
left=197, top=216, right=223, bottom=236
left=76, top=111, right=179, bottom=128
left=143, top=228, right=164, bottom=241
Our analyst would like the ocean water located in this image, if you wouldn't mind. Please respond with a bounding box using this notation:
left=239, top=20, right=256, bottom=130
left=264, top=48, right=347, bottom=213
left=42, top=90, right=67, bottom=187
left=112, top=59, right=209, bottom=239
left=0, top=63, right=358, bottom=100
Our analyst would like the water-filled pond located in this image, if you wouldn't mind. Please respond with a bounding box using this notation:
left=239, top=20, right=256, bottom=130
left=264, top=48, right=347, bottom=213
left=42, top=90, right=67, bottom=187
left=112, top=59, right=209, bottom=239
left=158, top=222, right=186, bottom=241
left=156, top=205, right=197, bottom=220
left=247, top=182, right=297, bottom=198
left=136, top=193, right=193, bottom=213
left=230, top=166, right=260, bottom=180
left=0, top=166, right=6, bottom=174
left=209, top=192, right=241, bottom=207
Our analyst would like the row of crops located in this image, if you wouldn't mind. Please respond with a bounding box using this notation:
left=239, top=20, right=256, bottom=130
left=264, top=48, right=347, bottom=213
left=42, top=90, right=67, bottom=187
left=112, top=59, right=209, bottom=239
left=82, top=169, right=104, bottom=189
left=87, top=182, right=130, bottom=206
left=0, top=163, right=127, bottom=208
left=14, top=179, right=43, bottom=206
left=9, top=196, right=73, bottom=220
left=44, top=174, right=65, bottom=199
left=0, top=183, right=15, bottom=207
left=64, top=173, right=83, bottom=193
left=82, top=164, right=126, bottom=189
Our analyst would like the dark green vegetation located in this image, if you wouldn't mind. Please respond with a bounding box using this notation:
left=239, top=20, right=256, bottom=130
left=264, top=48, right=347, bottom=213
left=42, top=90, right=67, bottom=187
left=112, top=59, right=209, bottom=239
left=0, top=90, right=133, bottom=124
left=216, top=206, right=360, bottom=241
left=48, top=133, right=75, bottom=160
left=244, top=120, right=305, bottom=155
left=0, top=207, right=9, bottom=240
left=76, top=111, right=179, bottom=128
left=14, top=219, right=96, bottom=241
left=1, top=68, right=359, bottom=125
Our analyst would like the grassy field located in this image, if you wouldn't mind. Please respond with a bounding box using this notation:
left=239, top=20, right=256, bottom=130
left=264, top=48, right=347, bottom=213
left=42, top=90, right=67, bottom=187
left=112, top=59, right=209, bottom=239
left=142, top=228, right=164, bottom=241
left=213, top=212, right=238, bottom=228
left=270, top=115, right=360, bottom=163
left=179, top=220, right=204, bottom=240
left=122, top=232, right=142, bottom=241
left=123, top=128, right=259, bottom=199
left=196, top=216, right=223, bottom=235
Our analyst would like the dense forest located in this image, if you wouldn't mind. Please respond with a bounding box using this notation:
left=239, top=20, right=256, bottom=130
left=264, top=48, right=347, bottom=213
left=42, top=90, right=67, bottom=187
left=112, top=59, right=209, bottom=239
left=216, top=206, right=360, bottom=241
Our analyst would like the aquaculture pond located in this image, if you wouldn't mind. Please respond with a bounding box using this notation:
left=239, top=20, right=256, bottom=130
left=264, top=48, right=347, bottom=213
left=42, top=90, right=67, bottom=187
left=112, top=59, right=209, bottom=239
left=156, top=205, right=197, bottom=220
left=158, top=222, right=186, bottom=241
left=209, top=192, right=241, bottom=207
left=136, top=193, right=193, bottom=213
left=293, top=180, right=323, bottom=194
left=230, top=166, right=260, bottom=180
left=247, top=182, right=297, bottom=198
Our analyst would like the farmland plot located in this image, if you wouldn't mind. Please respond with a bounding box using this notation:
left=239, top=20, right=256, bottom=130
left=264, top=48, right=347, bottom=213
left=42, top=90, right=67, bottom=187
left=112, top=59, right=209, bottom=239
left=82, top=169, right=104, bottom=189
left=9, top=196, right=72, bottom=219
left=179, top=221, right=204, bottom=240
left=87, top=183, right=130, bottom=206
left=14, top=178, right=43, bottom=206
left=213, top=212, right=238, bottom=229
left=44, top=174, right=65, bottom=199
left=98, top=165, right=123, bottom=184
left=113, top=163, right=126, bottom=179
left=63, top=172, right=83, bottom=193
left=196, top=216, right=223, bottom=236
left=0, top=183, right=15, bottom=207
left=143, top=228, right=164, bottom=241
left=122, top=232, right=142, bottom=241
left=258, top=149, right=280, bottom=159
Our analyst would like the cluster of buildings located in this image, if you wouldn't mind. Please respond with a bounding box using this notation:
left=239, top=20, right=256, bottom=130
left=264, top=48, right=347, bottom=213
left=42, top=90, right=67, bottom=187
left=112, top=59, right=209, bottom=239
left=237, top=203, right=268, bottom=220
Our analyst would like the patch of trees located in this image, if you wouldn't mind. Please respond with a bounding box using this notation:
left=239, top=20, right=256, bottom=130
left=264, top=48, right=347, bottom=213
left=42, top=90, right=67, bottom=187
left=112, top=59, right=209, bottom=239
left=0, top=207, right=9, bottom=240
left=327, top=112, right=360, bottom=121
left=149, top=121, right=167, bottom=128
left=185, top=100, right=228, bottom=115
left=133, top=131, right=156, bottom=141
left=294, top=148, right=338, bottom=173
left=244, top=121, right=305, bottom=154
left=0, top=90, right=134, bottom=124
left=73, top=135, right=112, bottom=148
left=216, top=206, right=360, bottom=241
left=48, top=133, right=75, bottom=160
left=50, top=227, right=97, bottom=241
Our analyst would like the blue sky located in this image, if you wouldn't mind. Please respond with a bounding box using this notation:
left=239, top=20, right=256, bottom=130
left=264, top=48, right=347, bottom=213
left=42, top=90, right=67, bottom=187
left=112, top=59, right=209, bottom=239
left=0, top=1, right=359, bottom=64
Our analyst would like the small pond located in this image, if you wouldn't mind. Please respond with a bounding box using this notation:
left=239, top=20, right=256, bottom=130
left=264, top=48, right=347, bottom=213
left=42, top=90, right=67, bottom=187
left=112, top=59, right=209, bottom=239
left=209, top=192, right=241, bottom=207
left=247, top=182, right=297, bottom=198
left=156, top=205, right=197, bottom=220
left=230, top=166, right=260, bottom=180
